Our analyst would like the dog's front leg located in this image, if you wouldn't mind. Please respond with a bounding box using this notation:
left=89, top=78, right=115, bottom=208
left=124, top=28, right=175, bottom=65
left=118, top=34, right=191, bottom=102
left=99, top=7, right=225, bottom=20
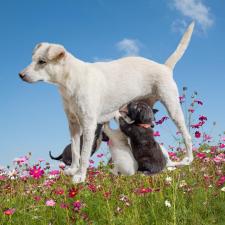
left=72, top=121, right=97, bottom=183
left=64, top=119, right=82, bottom=176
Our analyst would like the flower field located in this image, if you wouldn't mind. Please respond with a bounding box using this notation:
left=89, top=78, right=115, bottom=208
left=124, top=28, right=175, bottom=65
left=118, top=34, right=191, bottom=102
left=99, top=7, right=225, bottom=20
left=1, top=89, right=225, bottom=225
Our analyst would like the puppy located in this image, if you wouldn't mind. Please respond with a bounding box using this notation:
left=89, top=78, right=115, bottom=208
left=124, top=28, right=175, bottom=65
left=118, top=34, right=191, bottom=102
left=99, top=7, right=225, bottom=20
left=49, top=124, right=109, bottom=166
left=119, top=101, right=167, bottom=174
left=103, top=122, right=138, bottom=176
left=19, top=22, right=194, bottom=183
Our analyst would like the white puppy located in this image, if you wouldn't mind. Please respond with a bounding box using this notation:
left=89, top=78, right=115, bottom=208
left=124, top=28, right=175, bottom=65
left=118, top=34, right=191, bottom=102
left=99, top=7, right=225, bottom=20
left=19, top=22, right=195, bottom=183
left=103, top=123, right=138, bottom=176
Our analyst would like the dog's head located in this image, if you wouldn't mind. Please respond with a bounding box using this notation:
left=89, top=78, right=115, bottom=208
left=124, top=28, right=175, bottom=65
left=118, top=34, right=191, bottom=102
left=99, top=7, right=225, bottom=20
left=126, top=101, right=158, bottom=128
left=19, top=43, right=67, bottom=84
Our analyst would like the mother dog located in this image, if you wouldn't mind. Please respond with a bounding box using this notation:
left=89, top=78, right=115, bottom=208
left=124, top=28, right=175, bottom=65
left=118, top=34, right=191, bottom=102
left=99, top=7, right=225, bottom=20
left=19, top=22, right=195, bottom=183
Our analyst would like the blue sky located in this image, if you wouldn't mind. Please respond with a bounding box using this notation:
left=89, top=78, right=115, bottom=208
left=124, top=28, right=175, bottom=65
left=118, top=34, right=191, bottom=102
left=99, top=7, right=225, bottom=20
left=0, top=0, right=224, bottom=167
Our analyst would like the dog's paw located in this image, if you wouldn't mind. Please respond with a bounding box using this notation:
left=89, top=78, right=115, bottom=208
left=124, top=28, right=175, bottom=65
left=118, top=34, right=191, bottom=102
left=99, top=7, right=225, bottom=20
left=72, top=173, right=86, bottom=183
left=180, top=156, right=193, bottom=166
left=64, top=167, right=79, bottom=176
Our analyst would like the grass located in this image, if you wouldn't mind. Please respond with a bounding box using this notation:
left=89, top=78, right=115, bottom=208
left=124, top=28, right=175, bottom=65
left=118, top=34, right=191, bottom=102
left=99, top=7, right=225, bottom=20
left=0, top=152, right=225, bottom=225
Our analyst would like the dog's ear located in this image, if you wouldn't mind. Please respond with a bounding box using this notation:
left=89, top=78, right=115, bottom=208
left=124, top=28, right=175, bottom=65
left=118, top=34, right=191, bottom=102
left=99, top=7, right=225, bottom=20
left=47, top=45, right=66, bottom=61
left=153, top=109, right=159, bottom=114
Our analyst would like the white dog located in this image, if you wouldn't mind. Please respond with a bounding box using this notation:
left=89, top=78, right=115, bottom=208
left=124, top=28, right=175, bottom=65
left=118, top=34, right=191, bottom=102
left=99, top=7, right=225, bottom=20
left=103, top=122, right=138, bottom=176
left=19, top=22, right=195, bottom=183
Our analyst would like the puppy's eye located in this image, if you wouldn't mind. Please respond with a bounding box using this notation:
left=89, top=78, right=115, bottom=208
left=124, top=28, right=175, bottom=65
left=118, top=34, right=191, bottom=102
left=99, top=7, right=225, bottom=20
left=38, top=59, right=46, bottom=65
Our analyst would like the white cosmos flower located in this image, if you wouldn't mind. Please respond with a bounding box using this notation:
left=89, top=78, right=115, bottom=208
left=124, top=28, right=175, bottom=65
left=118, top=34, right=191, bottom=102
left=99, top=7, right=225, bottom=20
left=165, top=200, right=172, bottom=208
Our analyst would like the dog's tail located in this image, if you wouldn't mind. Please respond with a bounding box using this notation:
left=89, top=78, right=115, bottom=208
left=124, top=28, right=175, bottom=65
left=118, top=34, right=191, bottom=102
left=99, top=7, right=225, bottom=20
left=49, top=151, right=63, bottom=161
left=165, top=21, right=195, bottom=70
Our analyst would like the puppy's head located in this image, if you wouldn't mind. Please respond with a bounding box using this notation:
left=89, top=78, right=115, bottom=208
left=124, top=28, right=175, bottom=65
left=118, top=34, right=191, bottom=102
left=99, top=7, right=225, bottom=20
left=19, top=43, right=67, bottom=83
left=127, top=101, right=158, bottom=127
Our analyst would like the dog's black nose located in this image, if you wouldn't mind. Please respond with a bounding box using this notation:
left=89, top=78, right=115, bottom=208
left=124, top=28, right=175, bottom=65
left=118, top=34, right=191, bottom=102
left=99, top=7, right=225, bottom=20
left=151, top=124, right=155, bottom=128
left=19, top=72, right=25, bottom=79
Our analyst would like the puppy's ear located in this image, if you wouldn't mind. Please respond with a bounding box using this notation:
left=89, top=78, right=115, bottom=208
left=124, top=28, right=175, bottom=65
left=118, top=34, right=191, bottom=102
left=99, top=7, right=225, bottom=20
left=47, top=45, right=65, bottom=61
left=153, top=109, right=159, bottom=114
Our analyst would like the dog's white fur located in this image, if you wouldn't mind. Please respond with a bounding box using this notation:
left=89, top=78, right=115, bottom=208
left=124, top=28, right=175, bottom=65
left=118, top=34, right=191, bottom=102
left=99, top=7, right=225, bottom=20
left=103, top=123, right=138, bottom=176
left=19, top=22, right=195, bottom=183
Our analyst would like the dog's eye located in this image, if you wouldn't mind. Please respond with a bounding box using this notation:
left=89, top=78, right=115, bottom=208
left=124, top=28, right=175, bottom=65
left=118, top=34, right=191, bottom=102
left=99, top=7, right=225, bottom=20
left=38, top=59, right=46, bottom=65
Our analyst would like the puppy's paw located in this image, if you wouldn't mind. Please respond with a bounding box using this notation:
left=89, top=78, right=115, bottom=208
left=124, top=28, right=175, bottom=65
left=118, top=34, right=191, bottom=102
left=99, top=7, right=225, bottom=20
left=72, top=173, right=86, bottom=183
left=110, top=168, right=119, bottom=176
left=64, top=166, right=79, bottom=176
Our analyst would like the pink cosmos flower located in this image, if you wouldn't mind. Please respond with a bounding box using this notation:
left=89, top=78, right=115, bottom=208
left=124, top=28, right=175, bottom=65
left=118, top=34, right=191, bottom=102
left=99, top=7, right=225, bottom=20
left=135, top=187, right=152, bottom=195
left=153, top=131, right=160, bottom=137
left=194, top=99, right=203, bottom=105
left=4, top=208, right=16, bottom=216
left=59, top=162, right=65, bottom=170
left=29, top=166, right=44, bottom=179
left=97, top=153, right=104, bottom=158
left=188, top=108, right=194, bottom=113
left=49, top=170, right=60, bottom=175
left=196, top=152, right=206, bottom=159
left=179, top=96, right=185, bottom=103
left=220, top=143, right=225, bottom=149
left=155, top=116, right=169, bottom=125
left=54, top=188, right=64, bottom=195
left=191, top=121, right=205, bottom=129
left=68, top=187, right=79, bottom=198
left=0, top=175, right=6, bottom=181
left=221, top=137, right=225, bottom=142
left=34, top=196, right=41, bottom=202
left=203, top=134, right=212, bottom=142
left=89, top=159, right=94, bottom=164
left=73, top=200, right=82, bottom=211
left=199, top=115, right=207, bottom=121
left=216, top=176, right=225, bottom=186
left=13, top=156, right=28, bottom=166
left=195, top=131, right=201, bottom=138
left=46, top=199, right=56, bottom=206
left=60, top=203, right=68, bottom=209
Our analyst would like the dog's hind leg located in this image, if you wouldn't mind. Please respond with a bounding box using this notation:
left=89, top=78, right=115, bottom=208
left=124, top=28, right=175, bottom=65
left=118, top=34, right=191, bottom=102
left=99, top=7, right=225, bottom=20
left=160, top=82, right=193, bottom=166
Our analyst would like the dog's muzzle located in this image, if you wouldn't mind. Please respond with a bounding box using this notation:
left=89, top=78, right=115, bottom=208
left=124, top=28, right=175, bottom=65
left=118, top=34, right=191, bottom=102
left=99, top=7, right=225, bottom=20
left=19, top=72, right=33, bottom=83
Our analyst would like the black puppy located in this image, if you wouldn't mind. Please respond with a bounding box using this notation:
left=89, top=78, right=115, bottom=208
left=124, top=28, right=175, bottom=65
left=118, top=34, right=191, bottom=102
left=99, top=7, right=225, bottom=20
left=49, top=124, right=109, bottom=165
left=119, top=101, right=167, bottom=174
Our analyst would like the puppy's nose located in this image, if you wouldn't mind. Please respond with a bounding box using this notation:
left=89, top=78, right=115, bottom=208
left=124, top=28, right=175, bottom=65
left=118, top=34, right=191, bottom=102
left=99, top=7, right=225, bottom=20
left=19, top=72, right=25, bottom=79
left=151, top=124, right=155, bottom=128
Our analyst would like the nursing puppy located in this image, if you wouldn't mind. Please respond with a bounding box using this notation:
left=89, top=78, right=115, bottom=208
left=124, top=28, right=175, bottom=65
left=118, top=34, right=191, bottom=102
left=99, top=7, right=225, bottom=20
left=103, top=123, right=138, bottom=176
left=49, top=124, right=109, bottom=165
left=119, top=101, right=167, bottom=174
left=19, top=22, right=194, bottom=183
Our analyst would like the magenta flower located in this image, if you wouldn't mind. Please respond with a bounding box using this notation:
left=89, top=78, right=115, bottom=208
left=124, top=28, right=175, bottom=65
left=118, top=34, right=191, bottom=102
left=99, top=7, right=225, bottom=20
left=13, top=156, right=28, bottom=166
left=4, top=208, right=16, bottom=216
left=153, top=131, right=160, bottom=137
left=46, top=199, right=56, bottom=206
left=73, top=200, right=82, bottom=211
left=199, top=115, right=207, bottom=121
left=216, top=176, right=225, bottom=186
left=191, top=121, right=205, bottom=129
left=203, top=134, right=212, bottom=142
left=29, top=166, right=44, bottom=179
left=194, top=99, right=203, bottom=105
left=97, top=153, right=104, bottom=158
left=195, top=131, right=201, bottom=138
left=188, top=108, right=194, bottom=113
left=179, top=96, right=185, bottom=103
left=220, top=143, right=225, bottom=149
left=155, top=116, right=169, bottom=125
left=49, top=170, right=60, bottom=175
left=196, top=152, right=206, bottom=159
left=135, top=187, right=153, bottom=195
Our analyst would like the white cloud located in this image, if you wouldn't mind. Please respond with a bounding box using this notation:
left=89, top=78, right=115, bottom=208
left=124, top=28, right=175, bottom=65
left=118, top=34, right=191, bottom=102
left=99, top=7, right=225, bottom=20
left=171, top=0, right=213, bottom=32
left=116, top=38, right=140, bottom=56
